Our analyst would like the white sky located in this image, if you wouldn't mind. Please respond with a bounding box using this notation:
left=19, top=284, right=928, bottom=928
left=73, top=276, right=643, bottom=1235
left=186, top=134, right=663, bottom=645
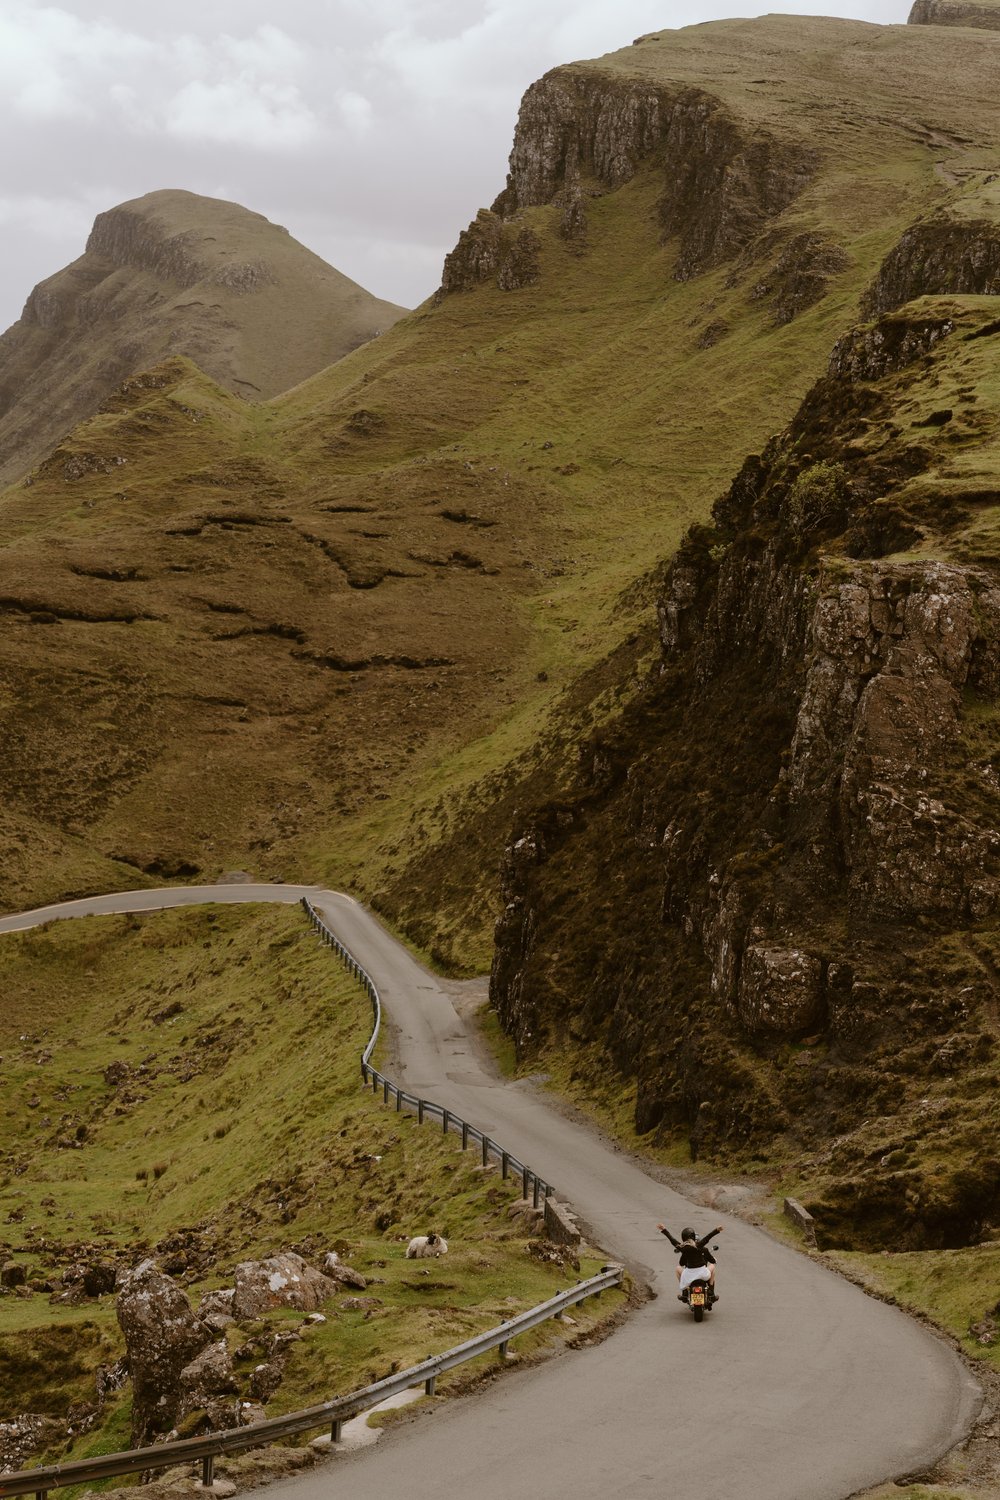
left=0, top=0, right=910, bottom=330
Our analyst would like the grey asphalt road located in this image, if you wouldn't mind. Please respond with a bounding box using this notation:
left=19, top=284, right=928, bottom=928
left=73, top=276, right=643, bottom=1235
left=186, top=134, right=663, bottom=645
left=0, top=884, right=982, bottom=1499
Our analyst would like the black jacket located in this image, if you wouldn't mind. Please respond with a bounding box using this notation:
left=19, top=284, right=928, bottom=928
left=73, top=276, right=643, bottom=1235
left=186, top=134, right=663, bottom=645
left=660, top=1226, right=720, bottom=1268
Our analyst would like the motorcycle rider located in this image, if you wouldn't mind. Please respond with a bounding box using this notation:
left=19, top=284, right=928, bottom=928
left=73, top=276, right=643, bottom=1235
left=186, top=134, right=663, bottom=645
left=657, top=1222, right=723, bottom=1302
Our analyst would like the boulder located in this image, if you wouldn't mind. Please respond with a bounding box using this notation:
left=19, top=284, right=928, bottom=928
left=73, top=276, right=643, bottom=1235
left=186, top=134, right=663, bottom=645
left=231, top=1253, right=336, bottom=1320
left=116, top=1258, right=213, bottom=1445
left=322, top=1252, right=367, bottom=1289
left=199, top=1287, right=235, bottom=1318
left=737, top=946, right=825, bottom=1036
left=247, top=1359, right=285, bottom=1402
left=82, top=1262, right=116, bottom=1298
left=0, top=1261, right=26, bottom=1288
left=0, top=1415, right=65, bottom=1470
left=177, top=1340, right=238, bottom=1432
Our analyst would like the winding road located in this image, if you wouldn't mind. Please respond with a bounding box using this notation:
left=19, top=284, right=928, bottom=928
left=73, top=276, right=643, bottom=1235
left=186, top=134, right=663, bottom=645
left=0, top=883, right=982, bottom=1499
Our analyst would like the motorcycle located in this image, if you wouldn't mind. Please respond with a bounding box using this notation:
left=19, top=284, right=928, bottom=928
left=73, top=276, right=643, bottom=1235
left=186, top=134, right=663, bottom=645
left=681, top=1274, right=715, bottom=1322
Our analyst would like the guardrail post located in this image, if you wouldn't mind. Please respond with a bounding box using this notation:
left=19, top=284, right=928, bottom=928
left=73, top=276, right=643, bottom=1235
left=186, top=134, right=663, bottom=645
left=498, top=1339, right=509, bottom=1360
left=331, top=1419, right=343, bottom=1443
left=462, top=1121, right=469, bottom=1150
left=482, top=1135, right=491, bottom=1167
left=501, top=1151, right=509, bottom=1180
left=533, top=1176, right=541, bottom=1209
left=383, top=1079, right=390, bottom=1104
left=361, top=1061, right=368, bottom=1084
left=442, top=1108, right=450, bottom=1136
left=395, top=1088, right=403, bottom=1112
left=418, top=1100, right=425, bottom=1125
left=522, top=1166, right=530, bottom=1200
left=425, top=1374, right=437, bottom=1395
left=372, top=1073, right=378, bottom=1095
left=202, top=1454, right=214, bottom=1488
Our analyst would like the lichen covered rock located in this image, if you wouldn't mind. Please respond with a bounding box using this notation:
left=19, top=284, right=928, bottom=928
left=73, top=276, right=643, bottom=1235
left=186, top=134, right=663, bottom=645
left=115, top=1259, right=213, bottom=1445
left=737, top=946, right=825, bottom=1035
left=231, top=1253, right=336, bottom=1321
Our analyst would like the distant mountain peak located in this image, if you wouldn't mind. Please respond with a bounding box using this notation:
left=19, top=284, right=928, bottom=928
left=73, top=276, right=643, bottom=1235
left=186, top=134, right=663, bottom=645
left=0, top=189, right=406, bottom=485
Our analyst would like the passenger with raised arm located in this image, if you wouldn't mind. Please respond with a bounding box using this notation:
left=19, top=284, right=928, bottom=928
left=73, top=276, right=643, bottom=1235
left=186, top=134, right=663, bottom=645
left=657, top=1222, right=723, bottom=1302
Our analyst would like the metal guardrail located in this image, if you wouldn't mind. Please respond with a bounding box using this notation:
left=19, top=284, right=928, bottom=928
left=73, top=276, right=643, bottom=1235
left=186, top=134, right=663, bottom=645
left=0, top=1269, right=621, bottom=1498
left=300, top=898, right=556, bottom=1208
left=0, top=897, right=611, bottom=1498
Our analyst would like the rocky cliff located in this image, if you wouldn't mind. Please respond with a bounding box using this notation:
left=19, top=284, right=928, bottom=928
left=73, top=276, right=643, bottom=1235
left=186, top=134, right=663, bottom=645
left=442, top=67, right=816, bottom=295
left=909, top=0, right=1000, bottom=29
left=0, top=190, right=405, bottom=485
left=490, top=266, right=1000, bottom=1250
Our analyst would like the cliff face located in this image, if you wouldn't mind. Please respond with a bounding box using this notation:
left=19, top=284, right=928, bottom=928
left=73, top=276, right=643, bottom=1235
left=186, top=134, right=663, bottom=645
left=909, top=0, right=1000, bottom=28
left=442, top=70, right=815, bottom=295
left=862, top=183, right=1000, bottom=317
left=0, top=190, right=405, bottom=485
left=490, top=278, right=1000, bottom=1250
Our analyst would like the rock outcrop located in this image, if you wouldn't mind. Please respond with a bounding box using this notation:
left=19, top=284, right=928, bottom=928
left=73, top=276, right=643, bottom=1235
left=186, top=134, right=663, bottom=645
left=862, top=210, right=1000, bottom=318
left=909, top=0, right=1000, bottom=28
left=0, top=189, right=406, bottom=485
left=116, top=1260, right=213, bottom=1445
left=0, top=1416, right=65, bottom=1473
left=176, top=1340, right=238, bottom=1434
left=440, top=66, right=816, bottom=296
left=231, top=1253, right=336, bottom=1320
left=438, top=211, right=541, bottom=295
left=490, top=293, right=1000, bottom=1251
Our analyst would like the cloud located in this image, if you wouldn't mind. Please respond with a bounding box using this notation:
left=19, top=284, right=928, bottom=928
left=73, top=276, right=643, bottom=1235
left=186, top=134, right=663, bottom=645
left=165, top=78, right=321, bottom=149
left=0, top=0, right=915, bottom=333
left=0, top=4, right=151, bottom=120
left=338, top=91, right=374, bottom=137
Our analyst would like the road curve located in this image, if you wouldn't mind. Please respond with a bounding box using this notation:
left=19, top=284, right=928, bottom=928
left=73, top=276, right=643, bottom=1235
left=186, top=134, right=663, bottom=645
left=0, top=884, right=981, bottom=1500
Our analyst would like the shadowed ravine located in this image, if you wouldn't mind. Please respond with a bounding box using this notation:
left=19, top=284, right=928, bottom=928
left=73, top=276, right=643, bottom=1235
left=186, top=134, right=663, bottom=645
left=0, top=885, right=982, bottom=1500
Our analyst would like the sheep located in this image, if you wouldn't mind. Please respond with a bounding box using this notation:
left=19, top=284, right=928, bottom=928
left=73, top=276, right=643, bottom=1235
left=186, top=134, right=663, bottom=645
left=406, top=1232, right=448, bottom=1259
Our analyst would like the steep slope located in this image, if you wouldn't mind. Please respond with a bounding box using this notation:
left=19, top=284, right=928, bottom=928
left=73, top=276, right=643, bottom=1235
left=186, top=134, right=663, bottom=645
left=0, top=190, right=405, bottom=486
left=490, top=258, right=1000, bottom=1250
left=1, top=16, right=999, bottom=960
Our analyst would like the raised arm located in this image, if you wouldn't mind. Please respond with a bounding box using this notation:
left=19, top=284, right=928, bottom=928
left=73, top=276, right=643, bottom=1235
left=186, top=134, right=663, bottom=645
left=657, top=1223, right=681, bottom=1248
left=697, top=1226, right=723, bottom=1249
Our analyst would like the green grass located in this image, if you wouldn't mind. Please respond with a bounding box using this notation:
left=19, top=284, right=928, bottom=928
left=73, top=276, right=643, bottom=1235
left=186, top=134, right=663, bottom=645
left=830, top=1242, right=1000, bottom=1373
left=0, top=16, right=975, bottom=959
left=0, top=904, right=624, bottom=1466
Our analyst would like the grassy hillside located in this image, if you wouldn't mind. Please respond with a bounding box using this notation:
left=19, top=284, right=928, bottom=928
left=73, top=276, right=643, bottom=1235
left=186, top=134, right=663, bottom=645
left=2, top=18, right=999, bottom=963
left=488, top=288, right=1000, bottom=1251
left=0, top=190, right=405, bottom=488
left=0, top=904, right=618, bottom=1460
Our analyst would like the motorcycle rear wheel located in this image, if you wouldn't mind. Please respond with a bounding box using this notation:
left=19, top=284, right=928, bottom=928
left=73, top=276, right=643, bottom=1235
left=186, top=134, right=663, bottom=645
left=692, top=1305, right=704, bottom=1323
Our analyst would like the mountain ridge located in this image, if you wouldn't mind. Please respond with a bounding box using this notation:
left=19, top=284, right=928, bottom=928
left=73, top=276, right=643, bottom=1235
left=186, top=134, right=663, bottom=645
left=0, top=189, right=406, bottom=486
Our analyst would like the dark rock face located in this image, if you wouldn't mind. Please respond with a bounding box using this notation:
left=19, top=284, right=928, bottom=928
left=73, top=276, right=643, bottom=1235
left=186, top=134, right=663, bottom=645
left=439, top=212, right=541, bottom=296
left=656, top=93, right=816, bottom=281
left=493, top=73, right=667, bottom=210
left=743, top=232, right=851, bottom=325
left=439, top=68, right=815, bottom=297
left=115, top=1260, right=213, bottom=1445
left=862, top=218, right=1000, bottom=318
left=909, top=0, right=1000, bottom=28
left=490, top=295, right=1000, bottom=1251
